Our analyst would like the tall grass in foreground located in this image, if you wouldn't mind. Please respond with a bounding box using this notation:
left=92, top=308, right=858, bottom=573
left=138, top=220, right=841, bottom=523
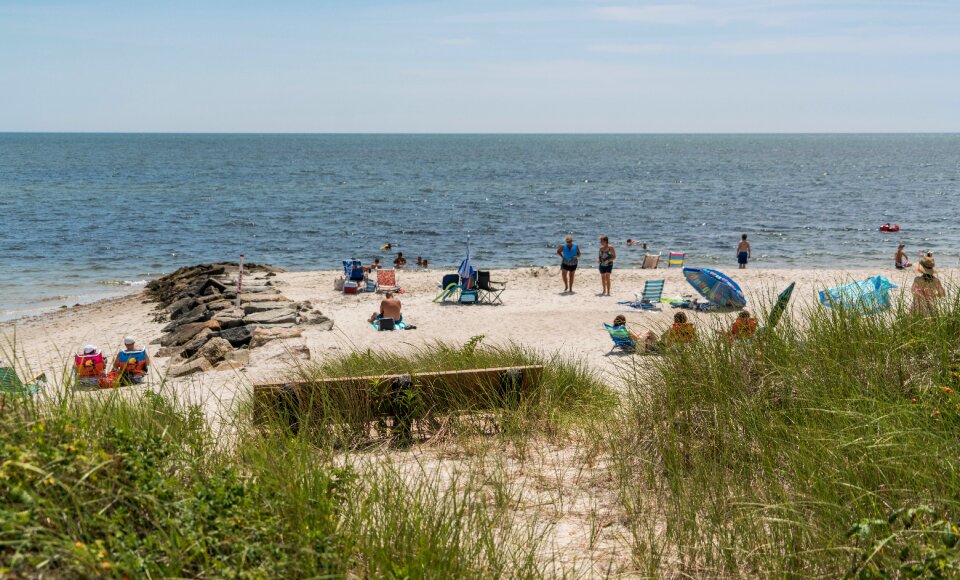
left=0, top=389, right=560, bottom=577
left=1, top=337, right=615, bottom=577
left=611, top=291, right=960, bottom=576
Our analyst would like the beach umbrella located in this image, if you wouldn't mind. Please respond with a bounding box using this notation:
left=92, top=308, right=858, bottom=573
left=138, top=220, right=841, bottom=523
left=682, top=267, right=747, bottom=308
left=766, top=282, right=796, bottom=329
left=457, top=235, right=474, bottom=288
left=819, top=275, right=896, bottom=316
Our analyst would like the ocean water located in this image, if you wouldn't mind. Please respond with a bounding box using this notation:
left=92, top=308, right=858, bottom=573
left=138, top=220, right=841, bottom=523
left=2, top=133, right=958, bottom=319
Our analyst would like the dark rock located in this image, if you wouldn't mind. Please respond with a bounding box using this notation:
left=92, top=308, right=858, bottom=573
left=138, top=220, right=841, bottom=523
left=244, top=309, right=298, bottom=325
left=174, top=304, right=210, bottom=326
left=180, top=328, right=214, bottom=359
left=219, top=324, right=258, bottom=347
left=161, top=320, right=221, bottom=347
left=169, top=358, right=212, bottom=377
left=243, top=302, right=295, bottom=315
left=190, top=337, right=233, bottom=364
left=167, top=296, right=198, bottom=319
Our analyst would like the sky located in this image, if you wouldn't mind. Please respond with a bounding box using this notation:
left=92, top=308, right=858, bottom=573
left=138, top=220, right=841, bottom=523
left=1, top=1, right=958, bottom=132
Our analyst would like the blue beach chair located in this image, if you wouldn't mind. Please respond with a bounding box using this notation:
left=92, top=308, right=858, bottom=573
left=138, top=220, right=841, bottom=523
left=604, top=324, right=637, bottom=353
left=342, top=260, right=365, bottom=283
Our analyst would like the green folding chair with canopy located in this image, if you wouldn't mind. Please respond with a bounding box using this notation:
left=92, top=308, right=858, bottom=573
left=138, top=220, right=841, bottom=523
left=0, top=366, right=46, bottom=398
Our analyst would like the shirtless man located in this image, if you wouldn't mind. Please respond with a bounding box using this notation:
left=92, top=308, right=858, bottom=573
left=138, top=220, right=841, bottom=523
left=369, top=291, right=402, bottom=324
left=737, top=234, right=751, bottom=269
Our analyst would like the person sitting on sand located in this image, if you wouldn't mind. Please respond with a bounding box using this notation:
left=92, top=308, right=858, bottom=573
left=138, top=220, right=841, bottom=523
left=895, top=244, right=912, bottom=270
left=363, top=258, right=382, bottom=273
left=369, top=291, right=403, bottom=324
left=912, top=253, right=945, bottom=316
left=75, top=345, right=105, bottom=387
left=394, top=252, right=407, bottom=268
left=728, top=310, right=757, bottom=341
left=111, top=336, right=150, bottom=384
left=664, top=312, right=696, bottom=345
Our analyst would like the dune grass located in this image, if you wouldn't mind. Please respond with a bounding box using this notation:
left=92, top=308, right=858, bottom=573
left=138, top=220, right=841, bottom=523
left=609, top=289, right=960, bottom=576
left=0, top=335, right=616, bottom=578
left=0, top=387, right=564, bottom=578
left=265, top=336, right=617, bottom=448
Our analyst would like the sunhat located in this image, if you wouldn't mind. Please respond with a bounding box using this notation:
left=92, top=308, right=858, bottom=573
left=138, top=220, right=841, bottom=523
left=917, top=253, right=937, bottom=275
left=123, top=336, right=136, bottom=345
left=565, top=234, right=573, bottom=243
left=83, top=345, right=97, bottom=354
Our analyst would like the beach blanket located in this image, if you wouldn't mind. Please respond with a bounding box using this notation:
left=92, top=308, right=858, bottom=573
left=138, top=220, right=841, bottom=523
left=370, top=319, right=414, bottom=331
left=819, top=275, right=897, bottom=316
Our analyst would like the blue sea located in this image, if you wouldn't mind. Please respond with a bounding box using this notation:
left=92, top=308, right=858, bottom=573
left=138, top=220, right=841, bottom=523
left=2, top=133, right=958, bottom=319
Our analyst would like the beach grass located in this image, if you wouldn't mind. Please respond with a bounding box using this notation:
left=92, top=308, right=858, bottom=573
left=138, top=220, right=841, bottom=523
left=258, top=337, right=618, bottom=448
left=0, top=386, right=564, bottom=578
left=608, top=290, right=960, bottom=576
left=0, top=337, right=615, bottom=578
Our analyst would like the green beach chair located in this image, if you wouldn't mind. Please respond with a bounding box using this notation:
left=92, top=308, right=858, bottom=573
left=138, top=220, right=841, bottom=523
left=0, top=367, right=46, bottom=397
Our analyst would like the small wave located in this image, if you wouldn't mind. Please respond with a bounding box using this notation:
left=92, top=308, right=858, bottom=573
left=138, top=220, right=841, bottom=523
left=97, top=279, right=148, bottom=287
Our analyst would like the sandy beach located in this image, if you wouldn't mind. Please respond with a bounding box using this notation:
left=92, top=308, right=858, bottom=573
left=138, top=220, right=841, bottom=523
left=2, top=265, right=939, bottom=412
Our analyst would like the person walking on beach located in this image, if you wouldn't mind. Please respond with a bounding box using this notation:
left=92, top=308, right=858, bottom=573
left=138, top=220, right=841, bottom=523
left=557, top=234, right=581, bottom=293
left=598, top=235, right=616, bottom=296
left=737, top=234, right=751, bottom=269
left=911, top=253, right=945, bottom=316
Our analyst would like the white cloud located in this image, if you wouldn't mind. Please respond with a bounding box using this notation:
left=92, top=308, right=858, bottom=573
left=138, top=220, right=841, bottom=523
left=587, top=42, right=670, bottom=54
left=436, top=37, right=476, bottom=46
left=594, top=3, right=801, bottom=27
left=714, top=34, right=960, bottom=55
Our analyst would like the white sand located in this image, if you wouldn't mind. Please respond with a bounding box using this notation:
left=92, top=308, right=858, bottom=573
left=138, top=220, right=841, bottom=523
left=2, top=266, right=940, bottom=410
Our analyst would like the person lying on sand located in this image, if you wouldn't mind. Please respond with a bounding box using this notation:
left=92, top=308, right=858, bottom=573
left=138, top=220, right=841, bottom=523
left=369, top=291, right=403, bottom=324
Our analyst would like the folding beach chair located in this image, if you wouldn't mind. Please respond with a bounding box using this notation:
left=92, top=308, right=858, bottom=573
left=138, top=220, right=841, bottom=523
left=476, top=271, right=506, bottom=305
left=668, top=252, right=685, bottom=268
left=0, top=367, right=46, bottom=398
left=74, top=350, right=106, bottom=388
left=434, top=274, right=462, bottom=302
left=641, top=253, right=661, bottom=269
left=342, top=260, right=365, bottom=283
left=376, top=269, right=400, bottom=293
left=638, top=279, right=665, bottom=310
left=604, top=324, right=636, bottom=353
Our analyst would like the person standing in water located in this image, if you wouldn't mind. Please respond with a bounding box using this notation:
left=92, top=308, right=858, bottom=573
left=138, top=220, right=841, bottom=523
left=557, top=234, right=581, bottom=293
left=737, top=234, right=751, bottom=269
left=598, top=235, right=616, bottom=296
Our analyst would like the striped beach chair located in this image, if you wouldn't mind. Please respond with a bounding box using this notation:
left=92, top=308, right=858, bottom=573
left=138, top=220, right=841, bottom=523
left=604, top=324, right=637, bottom=353
left=668, top=251, right=685, bottom=268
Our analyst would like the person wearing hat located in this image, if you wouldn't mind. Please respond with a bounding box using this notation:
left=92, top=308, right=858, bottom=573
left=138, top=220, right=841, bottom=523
left=557, top=234, right=581, bottom=293
left=912, top=253, right=945, bottom=316
left=111, top=336, right=150, bottom=384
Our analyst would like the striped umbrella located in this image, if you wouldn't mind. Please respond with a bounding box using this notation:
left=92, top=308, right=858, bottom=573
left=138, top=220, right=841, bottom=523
left=682, top=267, right=747, bottom=308
left=457, top=235, right=474, bottom=289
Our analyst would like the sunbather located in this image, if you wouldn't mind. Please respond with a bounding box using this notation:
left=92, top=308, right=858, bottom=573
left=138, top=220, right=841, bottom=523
left=612, top=315, right=660, bottom=352
left=664, top=312, right=696, bottom=345
left=369, top=291, right=403, bottom=325
left=728, top=310, right=757, bottom=340
left=111, top=336, right=150, bottom=384
left=75, top=345, right=105, bottom=387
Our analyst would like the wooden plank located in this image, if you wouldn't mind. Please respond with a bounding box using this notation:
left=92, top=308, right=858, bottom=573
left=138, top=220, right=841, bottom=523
left=252, top=365, right=545, bottom=426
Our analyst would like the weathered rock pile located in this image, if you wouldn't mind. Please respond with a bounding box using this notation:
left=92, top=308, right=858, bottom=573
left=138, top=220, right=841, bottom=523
left=146, top=263, right=333, bottom=377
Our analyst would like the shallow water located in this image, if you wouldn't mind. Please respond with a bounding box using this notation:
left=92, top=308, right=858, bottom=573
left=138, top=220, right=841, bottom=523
left=2, top=133, right=958, bottom=318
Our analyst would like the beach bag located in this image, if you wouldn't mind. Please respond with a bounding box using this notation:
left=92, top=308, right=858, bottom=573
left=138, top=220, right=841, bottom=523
left=334, top=277, right=345, bottom=291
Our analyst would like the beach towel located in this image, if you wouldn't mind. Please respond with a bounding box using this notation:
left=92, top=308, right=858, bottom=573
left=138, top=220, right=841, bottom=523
left=371, top=318, right=414, bottom=331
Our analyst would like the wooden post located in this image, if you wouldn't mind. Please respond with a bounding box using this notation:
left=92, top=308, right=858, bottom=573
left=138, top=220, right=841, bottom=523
left=235, top=253, right=245, bottom=309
